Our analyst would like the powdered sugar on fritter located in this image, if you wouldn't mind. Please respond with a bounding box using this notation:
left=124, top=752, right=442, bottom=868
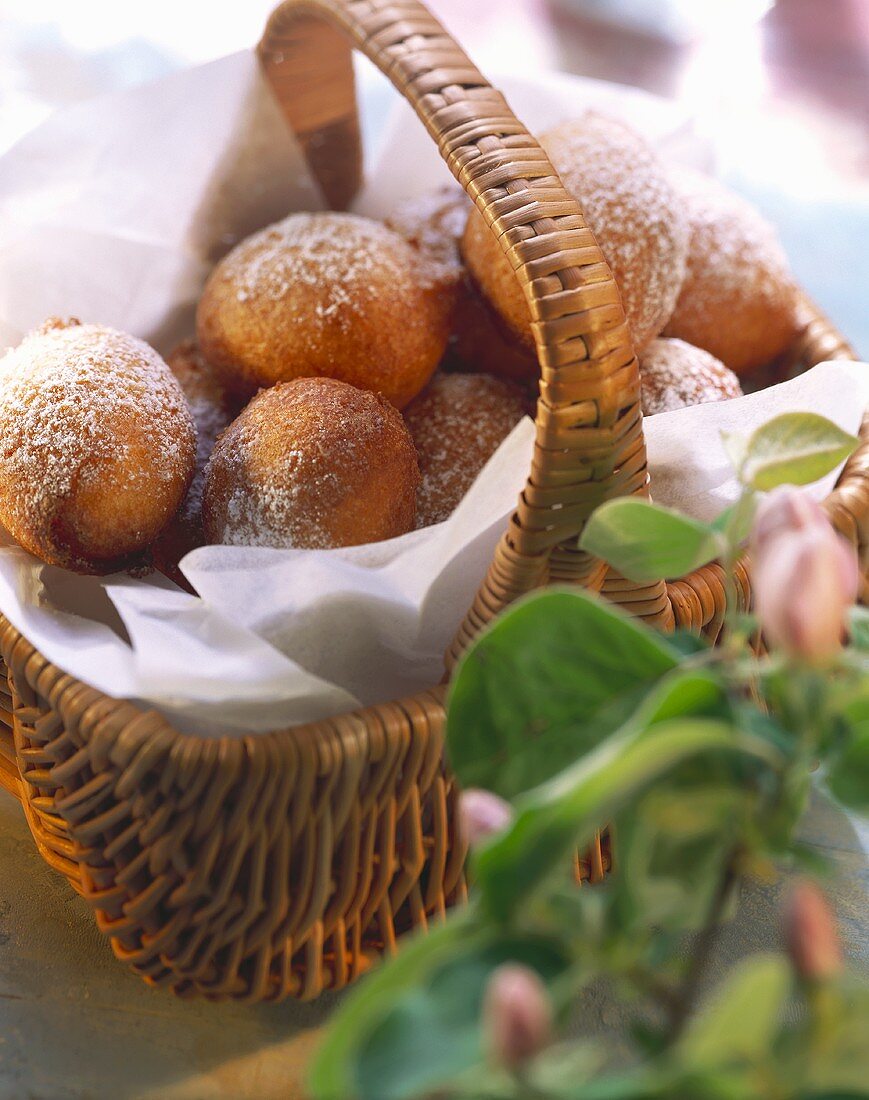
left=0, top=319, right=195, bottom=557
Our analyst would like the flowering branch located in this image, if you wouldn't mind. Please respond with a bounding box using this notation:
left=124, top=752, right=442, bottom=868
left=309, top=412, right=868, bottom=1100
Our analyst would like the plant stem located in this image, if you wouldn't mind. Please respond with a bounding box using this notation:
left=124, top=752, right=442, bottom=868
left=664, top=860, right=738, bottom=1044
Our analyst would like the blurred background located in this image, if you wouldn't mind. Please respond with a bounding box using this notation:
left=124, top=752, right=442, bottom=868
left=4, top=0, right=865, bottom=348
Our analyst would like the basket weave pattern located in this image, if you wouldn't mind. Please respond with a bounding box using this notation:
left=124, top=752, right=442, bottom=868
left=0, top=0, right=864, bottom=1001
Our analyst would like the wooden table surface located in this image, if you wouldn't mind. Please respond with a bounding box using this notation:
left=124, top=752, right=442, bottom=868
left=2, top=779, right=866, bottom=1100
left=0, top=1, right=866, bottom=1097
left=0, top=791, right=340, bottom=1100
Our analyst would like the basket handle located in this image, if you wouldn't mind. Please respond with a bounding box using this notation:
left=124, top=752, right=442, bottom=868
left=257, top=0, right=673, bottom=658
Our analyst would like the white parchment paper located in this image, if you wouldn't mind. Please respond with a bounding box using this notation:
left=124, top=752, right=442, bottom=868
left=646, top=360, right=869, bottom=519
left=0, top=50, right=863, bottom=735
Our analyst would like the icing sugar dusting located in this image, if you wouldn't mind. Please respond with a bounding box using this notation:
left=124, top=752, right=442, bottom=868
left=0, top=319, right=195, bottom=566
left=386, top=185, right=471, bottom=292
left=542, top=112, right=690, bottom=352
left=204, top=378, right=419, bottom=550
left=404, top=373, right=526, bottom=527
left=640, top=337, right=743, bottom=415
left=663, top=166, right=800, bottom=370
left=220, top=211, right=430, bottom=338
left=199, top=211, right=449, bottom=407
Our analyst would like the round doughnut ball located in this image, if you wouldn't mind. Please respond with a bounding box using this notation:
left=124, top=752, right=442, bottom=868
left=663, top=168, right=800, bottom=374
left=451, top=286, right=539, bottom=386
left=385, top=185, right=470, bottom=301
left=404, top=373, right=527, bottom=527
left=0, top=319, right=196, bottom=574
left=462, top=112, right=689, bottom=357
left=640, top=338, right=743, bottom=416
left=203, top=378, right=420, bottom=549
left=387, top=185, right=540, bottom=386
left=152, top=340, right=244, bottom=580
left=196, top=212, right=451, bottom=408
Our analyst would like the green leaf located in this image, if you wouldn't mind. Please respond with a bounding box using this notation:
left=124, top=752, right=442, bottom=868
left=523, top=1041, right=607, bottom=1094
left=799, top=1094, right=869, bottom=1099
left=817, top=677, right=869, bottom=812
left=308, top=910, right=477, bottom=1100
left=550, top=1071, right=682, bottom=1099
left=711, top=492, right=757, bottom=548
left=309, top=918, right=571, bottom=1100
left=474, top=719, right=772, bottom=924
left=627, top=669, right=730, bottom=732
left=679, top=954, right=791, bottom=1069
left=824, top=723, right=869, bottom=813
left=722, top=430, right=748, bottom=473
left=614, top=785, right=748, bottom=932
left=579, top=499, right=724, bottom=583
left=737, top=413, right=858, bottom=491
left=357, top=934, right=569, bottom=1100
left=847, top=606, right=869, bottom=652
left=666, top=630, right=710, bottom=658
left=802, top=980, right=869, bottom=1093
left=608, top=674, right=770, bottom=933
left=446, top=589, right=680, bottom=800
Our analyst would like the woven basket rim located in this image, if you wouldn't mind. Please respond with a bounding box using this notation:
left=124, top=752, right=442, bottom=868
left=0, top=0, right=864, bottom=1006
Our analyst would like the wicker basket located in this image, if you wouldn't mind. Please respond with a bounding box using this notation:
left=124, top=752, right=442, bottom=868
left=0, top=0, right=864, bottom=1003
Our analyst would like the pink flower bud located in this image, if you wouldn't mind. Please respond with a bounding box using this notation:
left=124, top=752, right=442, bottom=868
left=483, top=964, right=553, bottom=1069
left=752, top=487, right=828, bottom=550
left=752, top=497, right=858, bottom=662
left=458, top=788, right=513, bottom=847
left=784, top=880, right=843, bottom=981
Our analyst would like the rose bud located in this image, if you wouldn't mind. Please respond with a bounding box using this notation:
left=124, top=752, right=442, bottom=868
left=483, top=963, right=553, bottom=1069
left=752, top=505, right=858, bottom=663
left=784, top=880, right=843, bottom=981
left=458, top=788, right=513, bottom=848
left=752, top=486, right=827, bottom=549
